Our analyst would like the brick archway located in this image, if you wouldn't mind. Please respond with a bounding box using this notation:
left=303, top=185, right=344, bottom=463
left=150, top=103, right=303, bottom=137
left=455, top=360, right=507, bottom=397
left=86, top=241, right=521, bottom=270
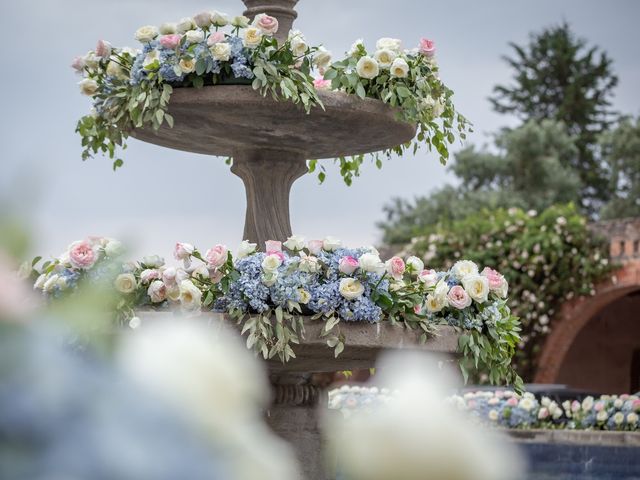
left=535, top=260, right=640, bottom=384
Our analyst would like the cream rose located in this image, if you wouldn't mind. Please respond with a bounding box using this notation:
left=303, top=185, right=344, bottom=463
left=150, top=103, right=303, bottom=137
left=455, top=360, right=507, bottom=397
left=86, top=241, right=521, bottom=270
left=185, top=29, right=205, bottom=44
left=356, top=56, right=379, bottom=79
left=159, top=22, right=177, bottom=35
left=231, top=15, right=250, bottom=28
left=135, top=25, right=159, bottom=43
left=339, top=278, right=365, bottom=300
left=290, top=32, right=308, bottom=56
left=106, top=60, right=127, bottom=79
left=179, top=58, right=196, bottom=73
left=114, top=273, right=137, bottom=294
left=390, top=57, right=409, bottom=78
left=242, top=26, right=263, bottom=48
left=262, top=253, right=283, bottom=273
left=210, top=11, right=229, bottom=27
left=179, top=280, right=202, bottom=311
left=425, top=292, right=447, bottom=313
left=313, top=47, right=332, bottom=69
left=451, top=260, right=479, bottom=280
left=322, top=236, right=342, bottom=252
left=78, top=79, right=98, bottom=96
left=176, top=18, right=196, bottom=34
left=373, top=49, right=397, bottom=68
left=210, top=42, right=231, bottom=61
left=375, top=37, right=402, bottom=52
left=462, top=274, right=490, bottom=303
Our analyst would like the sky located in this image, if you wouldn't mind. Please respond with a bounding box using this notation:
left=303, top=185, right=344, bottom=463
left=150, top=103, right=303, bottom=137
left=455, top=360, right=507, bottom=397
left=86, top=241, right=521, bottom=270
left=1, top=0, right=639, bottom=261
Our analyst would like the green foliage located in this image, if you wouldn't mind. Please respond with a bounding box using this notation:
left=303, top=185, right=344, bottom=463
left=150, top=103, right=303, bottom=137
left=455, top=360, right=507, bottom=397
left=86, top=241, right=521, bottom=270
left=489, top=22, right=619, bottom=211
left=599, top=116, right=640, bottom=219
left=405, top=204, right=613, bottom=380
left=379, top=120, right=582, bottom=245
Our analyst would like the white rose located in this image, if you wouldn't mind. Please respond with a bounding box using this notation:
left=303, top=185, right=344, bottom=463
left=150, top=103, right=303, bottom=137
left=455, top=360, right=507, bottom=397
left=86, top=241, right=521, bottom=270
left=613, top=412, right=625, bottom=425
left=179, top=280, right=202, bottom=311
left=135, top=25, right=159, bottom=43
left=143, top=50, right=159, bottom=70
left=176, top=18, right=196, bottom=34
left=418, top=269, right=438, bottom=287
left=313, top=47, right=332, bottom=69
left=78, top=78, right=98, bottom=96
left=142, top=255, right=164, bottom=268
left=322, top=236, right=342, bottom=252
left=462, top=274, right=490, bottom=303
left=166, top=285, right=181, bottom=302
left=290, top=32, right=308, bottom=56
left=298, top=288, right=311, bottom=304
left=406, top=256, right=424, bottom=273
left=488, top=409, right=499, bottom=422
left=179, top=58, right=196, bottom=74
left=191, top=264, right=210, bottom=280
left=236, top=240, right=257, bottom=259
left=147, top=280, right=166, bottom=303
left=106, top=60, right=127, bottom=79
left=375, top=37, right=402, bottom=52
left=596, top=410, right=608, bottom=422
left=356, top=56, right=379, bottom=79
left=231, top=15, right=250, bottom=28
left=34, top=273, right=47, bottom=290
left=348, top=38, right=365, bottom=57
left=83, top=53, right=99, bottom=69
left=425, top=292, right=447, bottom=313
left=390, top=57, right=409, bottom=78
left=627, top=412, right=639, bottom=425
left=451, top=260, right=479, bottom=280
left=210, top=42, right=231, bottom=61
left=262, top=271, right=278, bottom=287
left=210, top=11, right=229, bottom=27
left=114, top=273, right=137, bottom=294
left=243, top=26, right=263, bottom=48
left=159, top=22, right=177, bottom=35
left=193, top=11, right=212, bottom=28
left=284, top=234, right=306, bottom=251
left=185, top=30, right=204, bottom=44
left=339, top=278, right=365, bottom=300
left=433, top=280, right=450, bottom=303
left=359, top=253, right=385, bottom=275
left=262, top=253, right=283, bottom=273
left=43, top=274, right=59, bottom=293
left=374, top=49, right=397, bottom=68
left=298, top=254, right=321, bottom=273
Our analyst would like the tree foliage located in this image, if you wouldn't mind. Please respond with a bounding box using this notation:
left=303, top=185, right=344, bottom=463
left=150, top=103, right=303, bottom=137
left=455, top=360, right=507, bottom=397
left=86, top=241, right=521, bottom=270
left=489, top=22, right=619, bottom=210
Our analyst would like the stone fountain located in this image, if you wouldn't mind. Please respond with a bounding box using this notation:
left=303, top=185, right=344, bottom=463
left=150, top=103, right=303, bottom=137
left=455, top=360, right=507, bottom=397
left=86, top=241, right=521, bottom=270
left=132, top=2, right=459, bottom=478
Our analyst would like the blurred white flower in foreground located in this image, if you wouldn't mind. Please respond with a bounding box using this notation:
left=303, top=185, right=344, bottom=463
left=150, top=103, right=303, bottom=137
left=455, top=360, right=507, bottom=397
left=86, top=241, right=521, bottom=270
left=118, top=320, right=299, bottom=480
left=0, top=252, right=38, bottom=320
left=324, top=351, right=524, bottom=480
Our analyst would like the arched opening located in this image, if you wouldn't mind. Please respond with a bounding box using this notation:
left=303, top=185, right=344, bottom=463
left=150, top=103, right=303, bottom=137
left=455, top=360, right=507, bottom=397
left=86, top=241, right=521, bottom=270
left=554, top=290, right=640, bottom=393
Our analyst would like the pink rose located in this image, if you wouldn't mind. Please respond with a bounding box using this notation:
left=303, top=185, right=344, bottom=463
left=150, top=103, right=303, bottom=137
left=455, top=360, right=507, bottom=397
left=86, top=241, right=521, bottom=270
left=253, top=13, right=278, bottom=35
left=160, top=34, right=183, bottom=50
left=594, top=401, right=605, bottom=412
left=571, top=400, right=581, bottom=412
left=174, top=242, right=194, bottom=261
left=95, top=39, right=112, bottom=59
left=413, top=303, right=423, bottom=314
left=207, top=31, right=225, bottom=46
left=632, top=399, right=640, bottom=411
left=162, top=267, right=177, bottom=285
left=447, top=285, right=471, bottom=309
left=339, top=256, right=359, bottom=275
left=385, top=256, right=405, bottom=280
left=68, top=240, right=97, bottom=270
left=481, top=267, right=504, bottom=290
left=265, top=240, right=282, bottom=253
left=538, top=408, right=549, bottom=420
left=419, top=38, right=436, bottom=57
left=307, top=240, right=324, bottom=255
left=147, top=280, right=166, bottom=303
left=506, top=397, right=518, bottom=407
left=313, top=78, right=331, bottom=90
left=71, top=56, right=85, bottom=72
left=267, top=250, right=285, bottom=262
left=140, top=269, right=161, bottom=284
left=417, top=269, right=438, bottom=287
left=205, top=244, right=229, bottom=269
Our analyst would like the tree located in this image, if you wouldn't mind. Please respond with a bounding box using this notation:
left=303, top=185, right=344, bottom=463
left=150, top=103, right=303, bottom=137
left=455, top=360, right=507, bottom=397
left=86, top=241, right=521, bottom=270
left=490, top=22, right=619, bottom=211
left=378, top=120, right=581, bottom=245
left=599, top=116, right=640, bottom=219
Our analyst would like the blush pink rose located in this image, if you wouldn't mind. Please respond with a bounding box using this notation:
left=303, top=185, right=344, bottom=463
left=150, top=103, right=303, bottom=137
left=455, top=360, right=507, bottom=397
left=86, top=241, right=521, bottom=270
left=210, top=270, right=224, bottom=284
left=68, top=240, right=97, bottom=269
left=481, top=267, right=504, bottom=290
left=254, top=13, right=278, bottom=35
left=71, top=56, right=86, bottom=72
left=265, top=240, right=282, bottom=253
left=160, top=34, right=183, bottom=50
left=140, top=269, right=161, bottom=284
left=95, top=39, right=112, bottom=59
left=506, top=397, right=518, bottom=407
left=385, top=256, right=406, bottom=280
left=313, top=78, right=331, bottom=90
left=267, top=250, right=286, bottom=262
left=419, top=38, right=436, bottom=57
left=447, top=285, right=471, bottom=309
left=207, top=31, right=225, bottom=46
left=307, top=240, right=324, bottom=255
left=594, top=401, right=605, bottom=412
left=147, top=280, right=166, bottom=303
left=162, top=267, right=177, bottom=285
left=205, top=244, right=229, bottom=269
left=339, top=256, right=359, bottom=275
left=174, top=242, right=194, bottom=261
left=418, top=269, right=438, bottom=287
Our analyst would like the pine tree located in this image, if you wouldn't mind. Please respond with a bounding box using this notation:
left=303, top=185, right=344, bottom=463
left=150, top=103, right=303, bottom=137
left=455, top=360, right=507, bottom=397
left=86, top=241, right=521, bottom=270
left=489, top=22, right=618, bottom=212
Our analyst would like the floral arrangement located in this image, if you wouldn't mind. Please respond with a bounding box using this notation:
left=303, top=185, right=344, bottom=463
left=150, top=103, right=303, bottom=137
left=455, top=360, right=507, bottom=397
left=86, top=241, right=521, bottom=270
left=72, top=8, right=468, bottom=182
left=329, top=386, right=640, bottom=432
left=400, top=204, right=614, bottom=381
left=30, top=235, right=521, bottom=386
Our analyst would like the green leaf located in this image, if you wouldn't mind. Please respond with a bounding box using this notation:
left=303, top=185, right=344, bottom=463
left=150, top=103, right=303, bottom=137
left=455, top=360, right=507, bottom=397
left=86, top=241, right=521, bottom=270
left=355, top=82, right=366, bottom=99
left=112, top=159, right=124, bottom=171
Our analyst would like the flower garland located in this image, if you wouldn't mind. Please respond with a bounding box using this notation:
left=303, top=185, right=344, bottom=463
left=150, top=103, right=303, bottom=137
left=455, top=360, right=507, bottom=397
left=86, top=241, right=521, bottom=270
left=329, top=386, right=640, bottom=432
left=72, top=8, right=468, bottom=182
left=30, top=235, right=520, bottom=387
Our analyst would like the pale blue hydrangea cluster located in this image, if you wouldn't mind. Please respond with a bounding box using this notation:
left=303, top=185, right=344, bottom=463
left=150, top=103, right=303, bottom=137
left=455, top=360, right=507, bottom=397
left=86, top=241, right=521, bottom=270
left=225, top=254, right=271, bottom=313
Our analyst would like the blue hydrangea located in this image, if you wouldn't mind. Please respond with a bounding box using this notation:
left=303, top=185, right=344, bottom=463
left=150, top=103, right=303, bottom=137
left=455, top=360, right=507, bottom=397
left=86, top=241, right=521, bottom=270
left=338, top=297, right=381, bottom=323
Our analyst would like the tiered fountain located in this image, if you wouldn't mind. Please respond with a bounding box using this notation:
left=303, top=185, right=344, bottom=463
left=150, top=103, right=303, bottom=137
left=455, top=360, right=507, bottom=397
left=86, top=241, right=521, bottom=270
left=133, top=1, right=459, bottom=478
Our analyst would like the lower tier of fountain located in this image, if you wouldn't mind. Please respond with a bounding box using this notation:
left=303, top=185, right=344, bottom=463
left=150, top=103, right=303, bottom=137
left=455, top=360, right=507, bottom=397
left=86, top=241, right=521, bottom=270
left=135, top=310, right=459, bottom=480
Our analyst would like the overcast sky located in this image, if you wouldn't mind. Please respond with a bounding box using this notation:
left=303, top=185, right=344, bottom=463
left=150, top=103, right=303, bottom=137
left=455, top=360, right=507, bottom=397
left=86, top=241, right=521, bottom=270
left=1, top=0, right=639, bottom=260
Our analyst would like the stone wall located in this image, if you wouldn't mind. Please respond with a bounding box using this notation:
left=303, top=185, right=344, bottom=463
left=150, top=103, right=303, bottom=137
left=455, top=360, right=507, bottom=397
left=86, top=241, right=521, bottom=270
left=591, top=217, right=640, bottom=260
